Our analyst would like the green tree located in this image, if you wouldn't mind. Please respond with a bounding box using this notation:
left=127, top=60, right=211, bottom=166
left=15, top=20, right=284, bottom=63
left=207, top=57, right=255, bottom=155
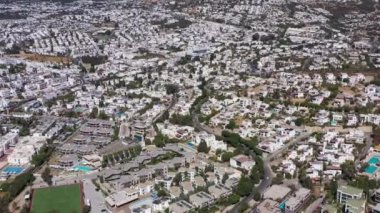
left=285, top=173, right=292, bottom=179
left=250, top=166, right=261, bottom=184
left=221, top=152, right=235, bottom=162
left=31, top=145, right=53, bottom=167
left=98, top=110, right=109, bottom=120
left=41, top=167, right=53, bottom=186
left=0, top=194, right=10, bottom=213
left=83, top=205, right=91, bottom=213
left=253, top=191, right=261, bottom=201
left=1, top=172, right=35, bottom=199
left=20, top=205, right=29, bottom=213
left=19, top=126, right=30, bottom=136
left=197, top=141, right=210, bottom=153
left=294, top=117, right=304, bottom=126
left=236, top=176, right=254, bottom=197
left=153, top=133, right=168, bottom=147
left=222, top=173, right=229, bottom=184
left=238, top=201, right=249, bottom=213
left=226, top=119, right=236, bottom=130
left=326, top=179, right=338, bottom=200
left=227, top=193, right=240, bottom=205
left=172, top=173, right=182, bottom=186
left=272, top=174, right=284, bottom=185
left=359, top=162, right=369, bottom=173
left=157, top=189, right=168, bottom=197
left=165, top=84, right=179, bottom=95
left=204, top=164, right=214, bottom=173
left=89, top=107, right=98, bottom=118
left=341, top=160, right=356, bottom=181
left=300, top=176, right=313, bottom=189
left=64, top=111, right=77, bottom=118
left=112, top=126, right=120, bottom=141
left=169, top=114, right=192, bottom=126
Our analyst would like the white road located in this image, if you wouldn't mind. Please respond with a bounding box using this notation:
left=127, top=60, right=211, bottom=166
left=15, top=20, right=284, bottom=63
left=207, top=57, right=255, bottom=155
left=82, top=179, right=108, bottom=213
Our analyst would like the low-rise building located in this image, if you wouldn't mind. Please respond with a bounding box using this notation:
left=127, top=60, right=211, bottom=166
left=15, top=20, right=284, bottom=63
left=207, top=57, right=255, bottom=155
left=105, top=188, right=139, bottom=208
left=58, top=154, right=79, bottom=167
left=375, top=188, right=380, bottom=203
left=337, top=185, right=364, bottom=204
left=208, top=184, right=232, bottom=199
left=263, top=185, right=291, bottom=201
left=285, top=188, right=311, bottom=213
left=230, top=154, right=255, bottom=171
left=345, top=199, right=366, bottom=213
left=189, top=191, right=214, bottom=208
left=254, top=199, right=281, bottom=213
left=169, top=200, right=194, bottom=213
left=152, top=197, right=170, bottom=212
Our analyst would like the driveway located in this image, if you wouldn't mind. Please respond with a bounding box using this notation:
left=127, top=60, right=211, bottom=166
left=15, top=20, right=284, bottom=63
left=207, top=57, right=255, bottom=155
left=305, top=196, right=324, bottom=213
left=82, top=179, right=108, bottom=213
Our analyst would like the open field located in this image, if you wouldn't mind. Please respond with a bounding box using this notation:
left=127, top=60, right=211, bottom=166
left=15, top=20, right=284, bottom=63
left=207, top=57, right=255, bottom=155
left=31, top=184, right=82, bottom=213
left=7, top=52, right=72, bottom=64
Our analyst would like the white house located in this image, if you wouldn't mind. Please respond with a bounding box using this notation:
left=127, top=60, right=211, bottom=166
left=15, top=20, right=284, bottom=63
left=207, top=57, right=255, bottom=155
left=230, top=155, right=255, bottom=171
left=193, top=131, right=227, bottom=151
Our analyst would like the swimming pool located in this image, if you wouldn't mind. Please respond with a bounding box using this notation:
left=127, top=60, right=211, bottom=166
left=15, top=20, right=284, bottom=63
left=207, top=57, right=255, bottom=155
left=73, top=165, right=92, bottom=172
left=364, top=156, right=380, bottom=174
left=365, top=165, right=377, bottom=174
left=129, top=197, right=153, bottom=210
left=2, top=166, right=24, bottom=175
left=279, top=201, right=286, bottom=210
left=369, top=157, right=380, bottom=164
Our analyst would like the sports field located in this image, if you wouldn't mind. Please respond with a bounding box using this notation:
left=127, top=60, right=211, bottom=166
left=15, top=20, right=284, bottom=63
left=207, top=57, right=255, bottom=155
left=31, top=184, right=83, bottom=213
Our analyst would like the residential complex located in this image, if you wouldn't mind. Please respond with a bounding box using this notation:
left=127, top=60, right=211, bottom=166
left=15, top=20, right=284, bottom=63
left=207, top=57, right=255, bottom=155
left=0, top=0, right=379, bottom=212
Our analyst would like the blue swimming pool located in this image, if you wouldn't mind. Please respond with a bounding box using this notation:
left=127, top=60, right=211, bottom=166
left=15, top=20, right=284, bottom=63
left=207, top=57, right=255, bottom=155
left=129, top=197, right=153, bottom=210
left=279, top=201, right=286, bottom=210
left=2, top=166, right=24, bottom=175
left=369, top=157, right=380, bottom=164
left=364, top=156, right=380, bottom=174
left=73, top=165, right=92, bottom=172
left=365, top=165, right=377, bottom=174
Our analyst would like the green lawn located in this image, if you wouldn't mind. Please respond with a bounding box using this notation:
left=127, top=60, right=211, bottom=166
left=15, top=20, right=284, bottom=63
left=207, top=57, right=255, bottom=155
left=31, top=184, right=82, bottom=213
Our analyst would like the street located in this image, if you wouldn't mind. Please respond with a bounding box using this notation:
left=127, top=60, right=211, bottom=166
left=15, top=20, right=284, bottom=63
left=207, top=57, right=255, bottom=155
left=305, top=196, right=324, bottom=213
left=82, top=179, right=107, bottom=213
left=191, top=92, right=313, bottom=213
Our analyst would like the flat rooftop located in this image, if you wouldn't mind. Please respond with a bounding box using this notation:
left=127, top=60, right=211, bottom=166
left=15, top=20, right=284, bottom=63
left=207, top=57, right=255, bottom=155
left=263, top=185, right=291, bottom=201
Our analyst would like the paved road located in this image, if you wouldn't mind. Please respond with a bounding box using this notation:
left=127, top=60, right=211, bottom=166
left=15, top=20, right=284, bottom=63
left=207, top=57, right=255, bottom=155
left=190, top=94, right=311, bottom=213
left=152, top=94, right=177, bottom=123
left=267, top=132, right=311, bottom=161
left=83, top=179, right=107, bottom=213
left=355, top=132, right=373, bottom=167
left=305, top=196, right=324, bottom=213
left=229, top=132, right=311, bottom=213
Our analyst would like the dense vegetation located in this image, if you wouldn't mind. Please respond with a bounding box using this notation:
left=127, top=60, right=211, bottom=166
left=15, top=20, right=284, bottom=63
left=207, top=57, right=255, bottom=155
left=169, top=114, right=193, bottom=126
left=0, top=172, right=35, bottom=213
left=31, top=144, right=54, bottom=167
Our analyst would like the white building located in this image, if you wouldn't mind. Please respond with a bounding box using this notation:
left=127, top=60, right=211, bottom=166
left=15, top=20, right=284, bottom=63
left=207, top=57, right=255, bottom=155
left=105, top=188, right=140, bottom=208
left=230, top=154, right=255, bottom=171
left=337, top=185, right=364, bottom=204
left=7, top=136, right=45, bottom=165
left=152, top=198, right=170, bottom=212
left=0, top=133, right=18, bottom=157
left=193, top=131, right=227, bottom=151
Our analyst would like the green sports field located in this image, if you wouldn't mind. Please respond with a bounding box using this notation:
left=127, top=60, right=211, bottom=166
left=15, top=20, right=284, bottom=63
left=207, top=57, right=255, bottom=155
left=31, top=184, right=83, bottom=213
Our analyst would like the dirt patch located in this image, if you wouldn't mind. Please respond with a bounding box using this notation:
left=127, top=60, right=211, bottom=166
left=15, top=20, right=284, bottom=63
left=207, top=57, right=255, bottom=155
left=338, top=86, right=355, bottom=96
left=234, top=116, right=244, bottom=126
left=7, top=52, right=72, bottom=64
left=248, top=85, right=264, bottom=93
left=290, top=98, right=306, bottom=104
